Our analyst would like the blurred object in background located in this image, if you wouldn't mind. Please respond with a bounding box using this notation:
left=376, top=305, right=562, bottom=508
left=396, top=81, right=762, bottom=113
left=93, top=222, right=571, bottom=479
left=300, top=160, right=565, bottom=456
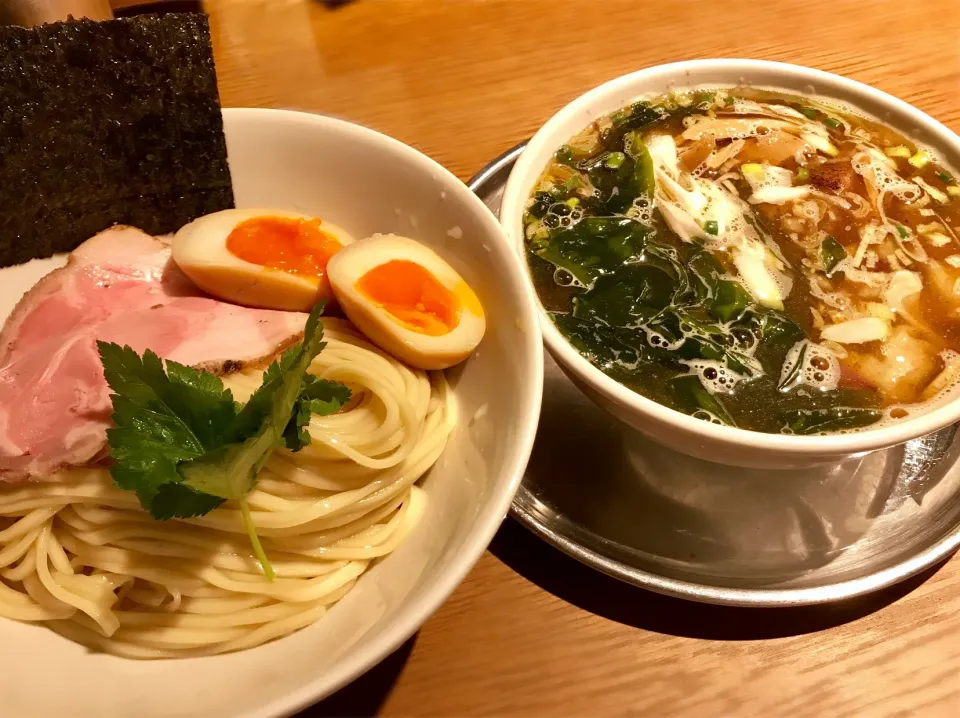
left=0, top=0, right=112, bottom=25
left=0, top=0, right=357, bottom=27
left=112, top=0, right=201, bottom=17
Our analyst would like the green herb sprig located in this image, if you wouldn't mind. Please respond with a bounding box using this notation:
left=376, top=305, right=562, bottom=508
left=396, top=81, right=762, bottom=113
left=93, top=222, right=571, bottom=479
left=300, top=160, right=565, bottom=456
left=97, top=302, right=350, bottom=580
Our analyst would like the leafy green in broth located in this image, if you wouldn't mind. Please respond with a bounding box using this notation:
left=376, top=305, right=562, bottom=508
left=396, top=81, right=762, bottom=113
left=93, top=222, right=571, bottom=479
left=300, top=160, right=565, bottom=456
left=524, top=88, right=960, bottom=435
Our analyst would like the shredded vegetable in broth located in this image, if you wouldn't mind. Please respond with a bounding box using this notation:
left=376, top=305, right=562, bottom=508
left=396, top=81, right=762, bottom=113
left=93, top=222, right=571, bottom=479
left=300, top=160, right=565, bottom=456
left=524, top=88, right=960, bottom=434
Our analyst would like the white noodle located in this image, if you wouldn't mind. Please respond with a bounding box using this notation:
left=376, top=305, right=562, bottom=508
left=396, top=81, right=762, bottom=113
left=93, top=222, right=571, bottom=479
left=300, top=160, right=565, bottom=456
left=0, top=319, right=456, bottom=658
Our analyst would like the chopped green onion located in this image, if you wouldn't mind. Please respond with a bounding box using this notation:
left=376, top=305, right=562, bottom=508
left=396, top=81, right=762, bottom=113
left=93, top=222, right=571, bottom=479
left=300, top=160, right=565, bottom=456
left=937, top=171, right=954, bottom=184
left=896, top=223, right=909, bottom=239
left=885, top=145, right=912, bottom=158
left=694, top=91, right=716, bottom=106
left=604, top=152, right=626, bottom=169
left=703, top=220, right=719, bottom=236
left=909, top=150, right=933, bottom=169
left=565, top=197, right=580, bottom=208
left=710, top=280, right=750, bottom=322
left=796, top=167, right=810, bottom=183
left=556, top=145, right=576, bottom=165
left=824, top=117, right=842, bottom=129
left=801, top=107, right=818, bottom=119
left=623, top=131, right=655, bottom=199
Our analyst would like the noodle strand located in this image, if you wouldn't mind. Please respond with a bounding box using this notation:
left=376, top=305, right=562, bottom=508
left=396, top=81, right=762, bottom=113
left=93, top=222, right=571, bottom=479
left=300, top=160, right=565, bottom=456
left=0, top=319, right=456, bottom=658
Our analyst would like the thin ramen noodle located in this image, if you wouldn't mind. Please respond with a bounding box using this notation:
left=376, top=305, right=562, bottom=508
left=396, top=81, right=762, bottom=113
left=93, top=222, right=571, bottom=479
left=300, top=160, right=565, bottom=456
left=0, top=319, right=456, bottom=658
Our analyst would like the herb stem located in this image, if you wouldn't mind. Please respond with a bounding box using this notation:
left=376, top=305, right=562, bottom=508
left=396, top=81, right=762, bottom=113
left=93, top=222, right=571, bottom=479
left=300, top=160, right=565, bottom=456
left=240, top=497, right=275, bottom=582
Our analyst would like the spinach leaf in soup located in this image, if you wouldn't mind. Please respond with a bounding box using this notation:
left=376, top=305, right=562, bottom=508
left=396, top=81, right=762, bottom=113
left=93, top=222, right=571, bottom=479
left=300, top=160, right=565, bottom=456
left=819, top=236, right=846, bottom=277
left=601, top=101, right=666, bottom=150
left=669, top=374, right=737, bottom=427
left=710, top=280, right=752, bottom=323
left=580, top=141, right=655, bottom=214
left=532, top=217, right=650, bottom=287
left=551, top=313, right=651, bottom=372
left=752, top=312, right=805, bottom=374
left=573, top=264, right=674, bottom=327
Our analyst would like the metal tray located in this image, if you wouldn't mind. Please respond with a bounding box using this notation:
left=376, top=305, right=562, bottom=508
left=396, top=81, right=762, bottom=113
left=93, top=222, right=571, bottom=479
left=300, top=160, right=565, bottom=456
left=470, top=141, right=960, bottom=607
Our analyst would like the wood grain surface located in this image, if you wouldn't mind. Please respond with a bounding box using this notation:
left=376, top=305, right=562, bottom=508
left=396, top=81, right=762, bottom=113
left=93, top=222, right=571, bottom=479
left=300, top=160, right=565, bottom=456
left=199, top=1, right=960, bottom=715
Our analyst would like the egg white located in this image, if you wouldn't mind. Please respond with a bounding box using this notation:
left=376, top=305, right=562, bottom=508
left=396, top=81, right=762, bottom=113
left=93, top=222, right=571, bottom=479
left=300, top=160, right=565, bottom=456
left=172, top=208, right=354, bottom=311
left=327, top=234, right=486, bottom=370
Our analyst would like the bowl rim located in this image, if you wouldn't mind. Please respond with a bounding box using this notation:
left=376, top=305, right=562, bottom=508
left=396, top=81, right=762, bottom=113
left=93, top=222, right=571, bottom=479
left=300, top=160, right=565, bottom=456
left=500, top=58, right=960, bottom=456
left=221, top=108, right=544, bottom=717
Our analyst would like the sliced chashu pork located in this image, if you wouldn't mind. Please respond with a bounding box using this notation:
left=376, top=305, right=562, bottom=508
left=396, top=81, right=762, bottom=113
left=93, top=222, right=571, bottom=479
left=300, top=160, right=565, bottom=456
left=0, top=226, right=307, bottom=481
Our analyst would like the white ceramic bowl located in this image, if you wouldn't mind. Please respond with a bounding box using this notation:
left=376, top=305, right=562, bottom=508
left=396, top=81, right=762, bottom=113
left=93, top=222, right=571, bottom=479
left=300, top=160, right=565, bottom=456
left=0, top=109, right=543, bottom=717
left=501, top=59, right=960, bottom=469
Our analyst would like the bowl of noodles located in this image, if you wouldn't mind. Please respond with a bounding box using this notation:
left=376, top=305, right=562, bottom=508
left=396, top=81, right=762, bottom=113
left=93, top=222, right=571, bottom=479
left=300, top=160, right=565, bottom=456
left=0, top=109, right=543, bottom=716
left=501, top=59, right=960, bottom=468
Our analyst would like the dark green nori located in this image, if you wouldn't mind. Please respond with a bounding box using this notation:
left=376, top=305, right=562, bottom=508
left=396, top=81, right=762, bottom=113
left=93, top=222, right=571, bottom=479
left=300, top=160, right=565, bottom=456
left=0, top=14, right=234, bottom=267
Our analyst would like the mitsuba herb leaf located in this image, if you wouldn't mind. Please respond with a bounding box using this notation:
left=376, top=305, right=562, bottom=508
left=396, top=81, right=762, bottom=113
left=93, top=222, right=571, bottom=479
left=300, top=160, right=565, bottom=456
left=151, top=483, right=225, bottom=521
left=283, top=375, right=353, bottom=452
left=98, top=343, right=237, bottom=512
left=178, top=302, right=329, bottom=500
left=100, top=302, right=350, bottom=580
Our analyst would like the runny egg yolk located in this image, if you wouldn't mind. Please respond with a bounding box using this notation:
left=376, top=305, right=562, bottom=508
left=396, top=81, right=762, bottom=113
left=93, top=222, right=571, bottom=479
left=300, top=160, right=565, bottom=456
left=356, top=260, right=461, bottom=336
left=226, top=216, right=343, bottom=279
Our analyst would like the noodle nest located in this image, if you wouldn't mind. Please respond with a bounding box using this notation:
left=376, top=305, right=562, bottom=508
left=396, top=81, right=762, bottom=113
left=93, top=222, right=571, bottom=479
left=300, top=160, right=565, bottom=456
left=0, top=319, right=455, bottom=658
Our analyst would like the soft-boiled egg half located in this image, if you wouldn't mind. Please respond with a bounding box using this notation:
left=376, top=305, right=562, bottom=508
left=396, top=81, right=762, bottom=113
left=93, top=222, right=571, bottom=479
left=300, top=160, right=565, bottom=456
left=173, top=208, right=354, bottom=311
left=327, top=235, right=485, bottom=370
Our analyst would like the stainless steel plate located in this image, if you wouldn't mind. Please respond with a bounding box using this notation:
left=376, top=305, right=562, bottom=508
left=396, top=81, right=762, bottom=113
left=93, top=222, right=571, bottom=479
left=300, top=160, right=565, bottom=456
left=471, top=142, right=960, bottom=607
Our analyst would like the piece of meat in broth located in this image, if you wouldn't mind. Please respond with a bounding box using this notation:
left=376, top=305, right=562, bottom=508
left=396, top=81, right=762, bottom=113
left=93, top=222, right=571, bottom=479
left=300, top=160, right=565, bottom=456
left=0, top=226, right=307, bottom=481
left=810, top=160, right=860, bottom=194
left=843, top=326, right=939, bottom=404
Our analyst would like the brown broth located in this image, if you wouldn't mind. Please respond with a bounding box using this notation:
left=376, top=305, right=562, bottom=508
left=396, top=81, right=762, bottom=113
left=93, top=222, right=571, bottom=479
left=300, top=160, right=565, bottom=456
left=524, top=88, right=960, bottom=434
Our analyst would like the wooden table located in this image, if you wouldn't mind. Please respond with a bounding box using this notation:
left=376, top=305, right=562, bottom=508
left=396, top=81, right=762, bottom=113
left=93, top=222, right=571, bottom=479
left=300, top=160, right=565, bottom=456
left=200, top=0, right=960, bottom=714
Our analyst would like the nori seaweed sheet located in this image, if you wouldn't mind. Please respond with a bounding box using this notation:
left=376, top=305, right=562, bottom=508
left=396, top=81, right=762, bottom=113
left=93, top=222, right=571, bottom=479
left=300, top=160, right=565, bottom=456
left=0, top=14, right=234, bottom=268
